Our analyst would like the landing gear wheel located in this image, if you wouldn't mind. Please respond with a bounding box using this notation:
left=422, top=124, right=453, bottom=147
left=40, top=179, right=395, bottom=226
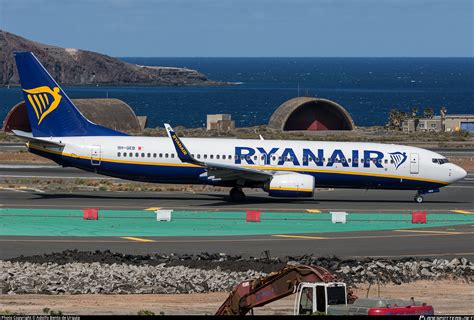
left=229, top=187, right=246, bottom=202
left=414, top=195, right=424, bottom=203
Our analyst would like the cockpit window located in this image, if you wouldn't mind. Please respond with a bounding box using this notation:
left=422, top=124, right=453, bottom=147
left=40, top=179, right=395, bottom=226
left=432, top=158, right=449, bottom=164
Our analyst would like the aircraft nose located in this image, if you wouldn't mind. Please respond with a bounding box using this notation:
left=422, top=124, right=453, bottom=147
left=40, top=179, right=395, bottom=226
left=452, top=165, right=467, bottom=182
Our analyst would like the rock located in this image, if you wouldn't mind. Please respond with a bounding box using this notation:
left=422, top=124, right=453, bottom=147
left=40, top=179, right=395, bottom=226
left=352, top=266, right=364, bottom=273
left=449, top=258, right=461, bottom=267
left=421, top=268, right=434, bottom=277
left=341, top=266, right=351, bottom=274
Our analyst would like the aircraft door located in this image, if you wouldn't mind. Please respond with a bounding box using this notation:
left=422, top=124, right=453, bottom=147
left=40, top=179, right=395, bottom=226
left=410, top=153, right=419, bottom=174
left=91, top=145, right=101, bottom=166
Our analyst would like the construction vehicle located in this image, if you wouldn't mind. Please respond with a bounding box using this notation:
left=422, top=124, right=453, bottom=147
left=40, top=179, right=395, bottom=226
left=216, top=264, right=434, bottom=316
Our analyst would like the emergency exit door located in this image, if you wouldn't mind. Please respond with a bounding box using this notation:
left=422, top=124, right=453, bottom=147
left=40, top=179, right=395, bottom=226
left=410, top=153, right=419, bottom=174
left=91, top=145, right=101, bottom=166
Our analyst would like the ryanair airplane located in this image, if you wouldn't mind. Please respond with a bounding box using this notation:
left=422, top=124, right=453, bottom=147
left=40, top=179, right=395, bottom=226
left=13, top=52, right=467, bottom=203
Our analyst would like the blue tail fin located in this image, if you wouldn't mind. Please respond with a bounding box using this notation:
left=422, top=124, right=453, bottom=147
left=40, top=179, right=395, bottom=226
left=14, top=52, right=127, bottom=137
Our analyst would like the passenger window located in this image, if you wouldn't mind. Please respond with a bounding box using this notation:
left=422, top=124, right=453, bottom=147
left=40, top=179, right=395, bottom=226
left=171, top=154, right=175, bottom=158
left=228, top=155, right=232, bottom=160
left=222, top=155, right=226, bottom=160
left=141, top=153, right=145, bottom=157
left=117, top=152, right=121, bottom=157
left=384, top=159, right=388, bottom=164
left=272, top=156, right=276, bottom=161
left=254, top=155, right=258, bottom=160
left=123, top=153, right=126, bottom=157
left=210, top=154, right=214, bottom=159
left=135, top=153, right=139, bottom=157
left=204, top=154, right=208, bottom=159
left=197, top=154, right=201, bottom=159
left=147, top=153, right=151, bottom=158
left=246, top=155, right=251, bottom=161
left=159, top=153, right=163, bottom=158
left=348, top=158, right=352, bottom=163
left=129, top=152, right=133, bottom=157
left=153, top=153, right=157, bottom=158
left=216, top=155, right=220, bottom=160
left=165, top=153, right=169, bottom=158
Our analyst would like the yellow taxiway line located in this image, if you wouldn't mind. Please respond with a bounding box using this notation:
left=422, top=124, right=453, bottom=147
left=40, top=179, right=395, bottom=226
left=393, top=229, right=464, bottom=235
left=450, top=210, right=474, bottom=214
left=144, top=207, right=161, bottom=211
left=272, top=234, right=328, bottom=240
left=120, top=237, right=156, bottom=243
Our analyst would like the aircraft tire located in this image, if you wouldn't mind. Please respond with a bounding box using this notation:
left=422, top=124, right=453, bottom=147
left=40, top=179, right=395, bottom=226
left=414, top=195, right=424, bottom=203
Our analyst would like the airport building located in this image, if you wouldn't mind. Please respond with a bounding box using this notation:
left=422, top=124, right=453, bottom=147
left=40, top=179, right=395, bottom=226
left=206, top=114, right=235, bottom=131
left=402, top=115, right=474, bottom=133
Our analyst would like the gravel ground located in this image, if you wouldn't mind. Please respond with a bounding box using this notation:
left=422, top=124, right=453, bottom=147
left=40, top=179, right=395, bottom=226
left=2, top=250, right=473, bottom=295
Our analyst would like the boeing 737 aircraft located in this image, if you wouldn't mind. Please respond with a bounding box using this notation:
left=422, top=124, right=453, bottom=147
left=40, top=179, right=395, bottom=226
left=12, top=52, right=467, bottom=203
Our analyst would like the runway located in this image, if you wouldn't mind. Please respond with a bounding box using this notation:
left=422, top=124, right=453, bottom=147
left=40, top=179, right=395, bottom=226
left=1, top=224, right=473, bottom=259
left=1, top=163, right=473, bottom=260
left=0, top=182, right=473, bottom=211
left=0, top=187, right=473, bottom=259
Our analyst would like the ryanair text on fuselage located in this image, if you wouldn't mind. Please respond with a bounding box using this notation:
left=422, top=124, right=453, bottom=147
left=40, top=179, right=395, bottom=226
left=234, top=146, right=406, bottom=169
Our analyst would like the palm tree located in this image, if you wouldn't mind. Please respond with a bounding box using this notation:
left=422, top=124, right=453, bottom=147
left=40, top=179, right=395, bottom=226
left=440, top=106, right=447, bottom=132
left=387, top=109, right=400, bottom=130
left=423, top=107, right=434, bottom=119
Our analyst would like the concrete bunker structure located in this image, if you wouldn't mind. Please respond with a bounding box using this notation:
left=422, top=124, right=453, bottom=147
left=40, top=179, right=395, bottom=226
left=2, top=98, right=145, bottom=134
left=268, top=97, right=355, bottom=131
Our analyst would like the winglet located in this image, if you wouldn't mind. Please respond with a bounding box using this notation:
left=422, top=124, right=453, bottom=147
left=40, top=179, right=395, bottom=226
left=164, top=123, right=197, bottom=164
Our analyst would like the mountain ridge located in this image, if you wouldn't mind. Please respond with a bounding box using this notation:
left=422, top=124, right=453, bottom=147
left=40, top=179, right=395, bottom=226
left=0, top=31, right=224, bottom=86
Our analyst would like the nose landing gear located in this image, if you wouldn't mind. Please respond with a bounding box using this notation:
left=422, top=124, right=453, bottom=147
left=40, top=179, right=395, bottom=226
left=414, top=194, right=424, bottom=203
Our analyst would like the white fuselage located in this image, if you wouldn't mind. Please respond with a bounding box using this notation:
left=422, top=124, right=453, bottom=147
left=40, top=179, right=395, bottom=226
left=28, top=136, right=467, bottom=191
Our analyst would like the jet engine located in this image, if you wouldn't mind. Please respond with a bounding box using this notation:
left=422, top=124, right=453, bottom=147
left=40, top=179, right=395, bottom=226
left=264, top=173, right=315, bottom=198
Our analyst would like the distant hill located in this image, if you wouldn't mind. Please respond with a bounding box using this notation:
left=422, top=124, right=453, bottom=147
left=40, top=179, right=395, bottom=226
left=0, top=30, right=223, bottom=86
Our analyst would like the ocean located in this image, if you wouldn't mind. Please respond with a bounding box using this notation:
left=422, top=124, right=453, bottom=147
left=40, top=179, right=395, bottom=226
left=1, top=58, right=472, bottom=128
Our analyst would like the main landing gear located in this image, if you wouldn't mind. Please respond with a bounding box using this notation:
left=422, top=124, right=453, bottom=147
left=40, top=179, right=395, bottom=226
left=230, top=187, right=246, bottom=202
left=414, top=193, right=424, bottom=203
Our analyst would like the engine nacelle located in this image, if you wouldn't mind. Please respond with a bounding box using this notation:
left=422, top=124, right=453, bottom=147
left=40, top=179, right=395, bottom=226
left=265, top=173, right=315, bottom=198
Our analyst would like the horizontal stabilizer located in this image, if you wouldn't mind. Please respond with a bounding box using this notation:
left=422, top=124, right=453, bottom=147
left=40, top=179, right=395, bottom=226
left=12, top=130, right=65, bottom=147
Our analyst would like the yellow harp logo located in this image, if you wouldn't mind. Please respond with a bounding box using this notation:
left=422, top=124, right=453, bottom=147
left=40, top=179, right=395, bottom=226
left=23, top=86, right=62, bottom=125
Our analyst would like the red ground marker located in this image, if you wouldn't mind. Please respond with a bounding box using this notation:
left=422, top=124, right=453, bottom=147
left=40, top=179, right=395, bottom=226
left=83, top=208, right=99, bottom=220
left=246, top=211, right=261, bottom=222
left=412, top=210, right=427, bottom=224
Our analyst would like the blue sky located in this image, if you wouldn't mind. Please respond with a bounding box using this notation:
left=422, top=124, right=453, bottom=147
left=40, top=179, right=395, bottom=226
left=0, top=0, right=472, bottom=57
